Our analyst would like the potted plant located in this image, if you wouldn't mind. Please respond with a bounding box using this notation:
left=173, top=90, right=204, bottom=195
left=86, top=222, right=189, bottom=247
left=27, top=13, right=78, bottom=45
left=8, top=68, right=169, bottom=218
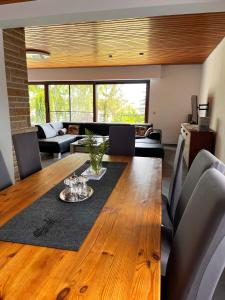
left=85, top=129, right=109, bottom=176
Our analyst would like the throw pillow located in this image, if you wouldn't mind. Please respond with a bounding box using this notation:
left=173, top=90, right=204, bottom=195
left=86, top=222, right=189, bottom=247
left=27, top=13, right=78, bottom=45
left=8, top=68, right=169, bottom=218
left=68, top=125, right=80, bottom=135
left=58, top=128, right=67, bottom=135
left=50, top=122, right=63, bottom=132
left=135, top=126, right=146, bottom=136
left=39, top=123, right=57, bottom=139
left=145, top=127, right=154, bottom=137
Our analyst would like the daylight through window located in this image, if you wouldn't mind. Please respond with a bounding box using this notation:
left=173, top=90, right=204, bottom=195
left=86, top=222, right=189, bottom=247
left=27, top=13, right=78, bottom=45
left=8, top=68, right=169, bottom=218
left=28, top=81, right=149, bottom=125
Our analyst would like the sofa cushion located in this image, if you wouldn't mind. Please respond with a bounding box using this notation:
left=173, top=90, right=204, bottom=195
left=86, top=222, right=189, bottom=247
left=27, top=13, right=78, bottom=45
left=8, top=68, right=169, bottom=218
left=79, top=123, right=109, bottom=136
left=64, top=122, right=154, bottom=137
left=40, top=134, right=76, bottom=144
left=148, top=129, right=162, bottom=142
left=39, top=135, right=78, bottom=154
left=135, top=143, right=164, bottom=158
left=50, top=122, right=63, bottom=132
left=135, top=138, right=159, bottom=144
left=38, top=124, right=57, bottom=139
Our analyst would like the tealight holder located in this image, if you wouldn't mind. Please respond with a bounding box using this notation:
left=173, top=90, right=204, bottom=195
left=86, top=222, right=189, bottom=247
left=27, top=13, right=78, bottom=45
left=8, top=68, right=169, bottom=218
left=59, top=174, right=93, bottom=203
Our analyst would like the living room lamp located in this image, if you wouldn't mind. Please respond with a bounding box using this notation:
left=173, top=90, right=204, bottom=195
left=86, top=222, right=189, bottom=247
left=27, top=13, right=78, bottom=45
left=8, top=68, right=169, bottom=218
left=26, top=48, right=50, bottom=60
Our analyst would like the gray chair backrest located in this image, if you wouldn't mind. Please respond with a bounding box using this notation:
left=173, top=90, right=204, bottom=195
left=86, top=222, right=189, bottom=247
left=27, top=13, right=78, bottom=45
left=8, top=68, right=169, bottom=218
left=0, top=151, right=12, bottom=191
left=173, top=149, right=220, bottom=231
left=109, top=125, right=135, bottom=156
left=165, top=168, right=225, bottom=300
left=168, top=134, right=185, bottom=218
left=13, top=132, right=42, bottom=179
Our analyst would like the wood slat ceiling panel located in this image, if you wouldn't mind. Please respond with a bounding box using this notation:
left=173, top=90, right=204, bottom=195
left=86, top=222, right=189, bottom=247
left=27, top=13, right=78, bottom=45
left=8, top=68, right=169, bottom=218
left=25, top=12, right=225, bottom=68
left=0, top=0, right=33, bottom=4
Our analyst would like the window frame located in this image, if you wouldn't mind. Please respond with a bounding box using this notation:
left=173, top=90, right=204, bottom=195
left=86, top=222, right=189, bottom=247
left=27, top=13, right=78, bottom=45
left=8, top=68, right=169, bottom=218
left=29, top=80, right=150, bottom=124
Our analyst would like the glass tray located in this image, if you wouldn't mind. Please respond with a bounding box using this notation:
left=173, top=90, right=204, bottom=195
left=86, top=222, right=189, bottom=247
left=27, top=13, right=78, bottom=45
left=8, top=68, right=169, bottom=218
left=59, top=186, right=94, bottom=203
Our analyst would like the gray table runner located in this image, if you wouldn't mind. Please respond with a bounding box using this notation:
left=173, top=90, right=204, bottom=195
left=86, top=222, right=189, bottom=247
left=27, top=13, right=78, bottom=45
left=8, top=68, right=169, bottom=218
left=0, top=161, right=127, bottom=251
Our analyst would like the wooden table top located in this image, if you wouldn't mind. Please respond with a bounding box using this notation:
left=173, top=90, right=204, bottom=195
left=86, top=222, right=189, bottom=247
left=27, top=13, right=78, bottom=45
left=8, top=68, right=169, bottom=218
left=0, top=154, right=162, bottom=300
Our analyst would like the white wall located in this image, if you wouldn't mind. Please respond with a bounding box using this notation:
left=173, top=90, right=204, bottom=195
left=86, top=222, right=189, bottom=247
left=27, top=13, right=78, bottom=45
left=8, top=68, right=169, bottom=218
left=150, top=65, right=202, bottom=144
left=28, top=64, right=202, bottom=144
left=28, top=65, right=161, bottom=81
left=0, top=30, right=14, bottom=182
left=199, top=37, right=225, bottom=162
left=1, top=0, right=225, bottom=28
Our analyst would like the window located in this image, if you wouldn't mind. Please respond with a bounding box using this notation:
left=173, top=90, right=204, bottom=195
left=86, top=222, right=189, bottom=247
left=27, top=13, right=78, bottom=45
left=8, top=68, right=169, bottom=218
left=96, top=83, right=147, bottom=123
left=28, top=84, right=46, bottom=125
left=28, top=81, right=149, bottom=124
left=70, top=85, right=93, bottom=122
left=49, top=85, right=70, bottom=122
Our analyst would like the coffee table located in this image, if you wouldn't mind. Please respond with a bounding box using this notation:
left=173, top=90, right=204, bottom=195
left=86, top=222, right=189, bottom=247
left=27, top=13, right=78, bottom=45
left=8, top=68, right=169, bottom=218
left=70, top=136, right=109, bottom=153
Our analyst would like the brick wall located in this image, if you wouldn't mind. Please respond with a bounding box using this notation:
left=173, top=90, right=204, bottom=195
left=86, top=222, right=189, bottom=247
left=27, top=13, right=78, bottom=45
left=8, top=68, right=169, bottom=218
left=3, top=28, right=35, bottom=179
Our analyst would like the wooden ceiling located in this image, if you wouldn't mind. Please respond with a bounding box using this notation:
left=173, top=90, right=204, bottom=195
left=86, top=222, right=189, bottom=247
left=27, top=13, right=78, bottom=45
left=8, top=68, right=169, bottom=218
left=25, top=12, right=225, bottom=69
left=0, top=0, right=33, bottom=4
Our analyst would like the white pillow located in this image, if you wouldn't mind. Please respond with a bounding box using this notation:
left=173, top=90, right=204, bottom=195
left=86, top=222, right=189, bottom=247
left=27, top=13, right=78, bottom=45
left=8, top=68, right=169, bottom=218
left=50, top=122, right=63, bottom=132
left=40, top=123, right=57, bottom=138
left=58, top=128, right=67, bottom=135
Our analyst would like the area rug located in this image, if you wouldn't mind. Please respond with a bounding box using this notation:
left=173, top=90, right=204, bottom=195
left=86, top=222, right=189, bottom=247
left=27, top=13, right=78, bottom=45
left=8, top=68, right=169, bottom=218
left=0, top=161, right=127, bottom=251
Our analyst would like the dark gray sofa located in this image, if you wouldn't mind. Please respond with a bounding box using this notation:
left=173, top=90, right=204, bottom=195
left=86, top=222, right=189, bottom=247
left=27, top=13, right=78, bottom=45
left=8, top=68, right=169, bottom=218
left=36, top=122, right=164, bottom=159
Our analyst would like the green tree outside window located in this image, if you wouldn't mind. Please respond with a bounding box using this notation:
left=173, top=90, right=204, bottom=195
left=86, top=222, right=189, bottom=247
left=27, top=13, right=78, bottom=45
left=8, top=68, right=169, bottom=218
left=29, top=85, right=46, bottom=125
left=28, top=83, right=147, bottom=125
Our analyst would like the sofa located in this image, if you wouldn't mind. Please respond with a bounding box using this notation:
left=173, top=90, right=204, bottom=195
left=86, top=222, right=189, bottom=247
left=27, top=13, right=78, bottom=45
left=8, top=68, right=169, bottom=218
left=36, top=122, right=164, bottom=159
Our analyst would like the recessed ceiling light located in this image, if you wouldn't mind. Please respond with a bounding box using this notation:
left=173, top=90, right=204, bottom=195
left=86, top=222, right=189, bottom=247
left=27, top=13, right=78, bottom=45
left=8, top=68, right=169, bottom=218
left=26, top=49, right=50, bottom=60
left=108, top=54, right=113, bottom=58
left=139, top=52, right=144, bottom=56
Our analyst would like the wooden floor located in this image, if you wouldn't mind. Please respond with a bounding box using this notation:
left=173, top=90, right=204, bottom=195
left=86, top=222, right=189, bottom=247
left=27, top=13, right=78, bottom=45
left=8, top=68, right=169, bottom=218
left=0, top=154, right=162, bottom=300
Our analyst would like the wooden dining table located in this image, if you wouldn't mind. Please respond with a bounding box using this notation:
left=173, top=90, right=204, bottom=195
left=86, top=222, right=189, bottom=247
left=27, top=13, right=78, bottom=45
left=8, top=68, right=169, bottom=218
left=0, top=153, right=162, bottom=300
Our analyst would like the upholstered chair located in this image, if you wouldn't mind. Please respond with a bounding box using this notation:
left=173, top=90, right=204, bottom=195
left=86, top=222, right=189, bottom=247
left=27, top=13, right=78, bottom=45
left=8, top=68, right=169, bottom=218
left=13, top=132, right=42, bottom=179
left=161, top=149, right=223, bottom=275
left=163, top=168, right=225, bottom=300
left=108, top=125, right=135, bottom=156
left=162, top=134, right=185, bottom=230
left=0, top=151, right=12, bottom=191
